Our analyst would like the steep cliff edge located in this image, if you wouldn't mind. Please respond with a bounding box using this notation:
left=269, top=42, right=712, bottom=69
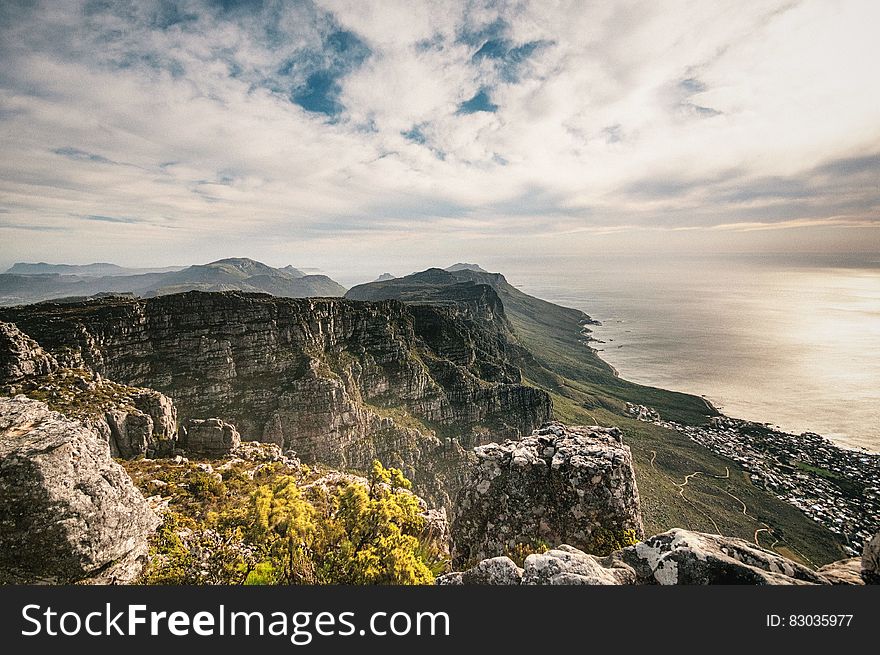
left=0, top=292, right=550, bottom=507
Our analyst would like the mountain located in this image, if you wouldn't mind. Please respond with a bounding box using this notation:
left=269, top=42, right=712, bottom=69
left=4, top=262, right=184, bottom=277
left=346, top=266, right=850, bottom=566
left=374, top=272, right=396, bottom=282
left=0, top=258, right=346, bottom=305
left=445, top=262, right=488, bottom=273
left=139, top=258, right=346, bottom=298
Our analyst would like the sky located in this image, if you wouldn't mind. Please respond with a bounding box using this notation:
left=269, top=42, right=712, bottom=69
left=0, top=0, right=878, bottom=280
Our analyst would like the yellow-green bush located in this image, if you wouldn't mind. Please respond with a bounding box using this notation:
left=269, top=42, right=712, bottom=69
left=141, top=460, right=434, bottom=585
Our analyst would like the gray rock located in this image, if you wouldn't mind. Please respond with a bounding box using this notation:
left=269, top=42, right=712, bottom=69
left=436, top=556, right=523, bottom=585
left=232, top=440, right=297, bottom=465
left=461, top=557, right=524, bottom=585
left=442, top=532, right=857, bottom=585
left=862, top=531, right=880, bottom=584
left=0, top=396, right=160, bottom=583
left=183, top=417, right=241, bottom=457
left=818, top=558, right=864, bottom=585
left=131, top=389, right=177, bottom=441
left=0, top=321, right=57, bottom=383
left=451, top=422, right=644, bottom=567
left=617, top=529, right=828, bottom=585
left=522, top=545, right=637, bottom=585
left=106, top=408, right=154, bottom=459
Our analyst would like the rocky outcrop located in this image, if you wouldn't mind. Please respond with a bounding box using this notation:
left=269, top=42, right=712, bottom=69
left=863, top=531, right=880, bottom=584
left=441, top=530, right=864, bottom=585
left=3, top=367, right=178, bottom=459
left=0, top=292, right=550, bottom=507
left=0, top=320, right=57, bottom=383
left=451, top=422, right=644, bottom=567
left=0, top=395, right=160, bottom=583
left=438, top=545, right=638, bottom=585
left=183, top=418, right=241, bottom=457
left=616, top=529, right=828, bottom=585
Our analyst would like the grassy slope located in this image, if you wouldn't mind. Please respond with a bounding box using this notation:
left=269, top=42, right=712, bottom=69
left=489, top=278, right=847, bottom=566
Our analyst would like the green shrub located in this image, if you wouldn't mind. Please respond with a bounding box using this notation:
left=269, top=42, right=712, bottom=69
left=141, top=460, right=434, bottom=585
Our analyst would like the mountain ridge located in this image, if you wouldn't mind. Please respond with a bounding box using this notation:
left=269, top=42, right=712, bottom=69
left=0, top=257, right=344, bottom=305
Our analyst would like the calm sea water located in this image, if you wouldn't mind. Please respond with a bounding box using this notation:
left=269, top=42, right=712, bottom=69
left=492, top=253, right=880, bottom=453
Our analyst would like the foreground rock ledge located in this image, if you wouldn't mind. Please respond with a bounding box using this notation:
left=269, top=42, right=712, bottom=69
left=451, top=422, right=645, bottom=567
left=440, top=529, right=852, bottom=585
left=0, top=395, right=160, bottom=583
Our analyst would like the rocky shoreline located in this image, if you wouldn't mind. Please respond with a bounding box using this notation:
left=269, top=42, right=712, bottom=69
left=627, top=403, right=880, bottom=555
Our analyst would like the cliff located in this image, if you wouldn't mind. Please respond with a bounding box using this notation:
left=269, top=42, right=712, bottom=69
left=0, top=291, right=551, bottom=507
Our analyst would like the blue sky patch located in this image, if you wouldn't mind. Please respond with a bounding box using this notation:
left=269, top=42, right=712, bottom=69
left=458, top=88, right=498, bottom=114
left=287, top=29, right=371, bottom=116
left=402, top=124, right=427, bottom=144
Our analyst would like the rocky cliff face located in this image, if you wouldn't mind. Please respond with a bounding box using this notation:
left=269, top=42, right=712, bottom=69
left=450, top=422, right=645, bottom=567
left=0, top=396, right=160, bottom=583
left=0, top=292, right=550, bottom=507
left=0, top=320, right=57, bottom=382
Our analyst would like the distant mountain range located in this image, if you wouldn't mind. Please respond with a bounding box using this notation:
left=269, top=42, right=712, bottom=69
left=0, top=258, right=345, bottom=305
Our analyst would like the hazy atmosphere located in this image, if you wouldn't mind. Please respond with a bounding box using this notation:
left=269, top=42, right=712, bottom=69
left=1, top=0, right=879, bottom=277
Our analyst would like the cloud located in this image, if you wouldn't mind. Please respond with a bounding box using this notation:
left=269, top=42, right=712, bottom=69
left=0, top=0, right=878, bottom=274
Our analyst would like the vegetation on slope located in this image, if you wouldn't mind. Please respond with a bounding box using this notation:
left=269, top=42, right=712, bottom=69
left=125, top=457, right=443, bottom=585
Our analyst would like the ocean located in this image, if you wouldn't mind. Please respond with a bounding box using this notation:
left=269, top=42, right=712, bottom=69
left=492, top=253, right=880, bottom=453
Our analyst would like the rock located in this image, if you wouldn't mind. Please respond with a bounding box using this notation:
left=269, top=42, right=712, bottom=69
left=183, top=417, right=241, bottom=457
left=818, top=558, right=865, bottom=585
left=423, top=507, right=451, bottom=548
left=442, top=532, right=859, bottom=585
left=0, top=321, right=57, bottom=383
left=862, top=531, right=880, bottom=584
left=233, top=440, right=296, bottom=464
left=450, top=422, right=644, bottom=567
left=439, top=545, right=637, bottom=585
left=106, top=408, right=154, bottom=459
left=0, top=396, right=160, bottom=583
left=522, top=545, right=637, bottom=585
left=440, top=557, right=524, bottom=585
left=130, top=389, right=177, bottom=441
left=617, top=529, right=828, bottom=585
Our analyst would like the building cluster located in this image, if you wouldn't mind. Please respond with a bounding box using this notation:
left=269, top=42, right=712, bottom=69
left=626, top=403, right=880, bottom=556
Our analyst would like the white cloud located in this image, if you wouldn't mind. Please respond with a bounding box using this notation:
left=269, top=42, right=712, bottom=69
left=0, top=0, right=878, bottom=275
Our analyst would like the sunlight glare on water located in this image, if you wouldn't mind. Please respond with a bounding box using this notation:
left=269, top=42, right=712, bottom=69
left=495, top=254, right=880, bottom=452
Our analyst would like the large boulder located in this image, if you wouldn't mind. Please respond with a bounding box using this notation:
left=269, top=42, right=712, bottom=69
left=105, top=388, right=178, bottom=459
left=863, top=531, right=880, bottom=584
left=0, top=321, right=57, bottom=384
left=131, top=389, right=178, bottom=442
left=437, top=544, right=637, bottom=585
left=451, top=422, right=644, bottom=567
left=0, top=396, right=160, bottom=583
left=616, top=529, right=828, bottom=585
left=183, top=417, right=241, bottom=457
